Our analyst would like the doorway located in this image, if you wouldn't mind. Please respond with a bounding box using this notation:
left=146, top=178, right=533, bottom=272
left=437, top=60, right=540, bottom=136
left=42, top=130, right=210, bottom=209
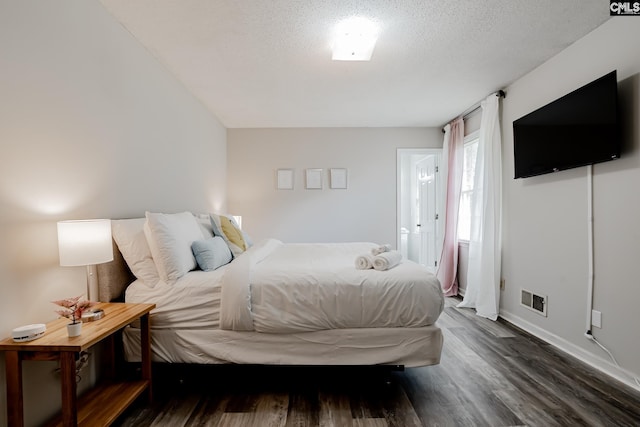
left=397, top=149, right=443, bottom=272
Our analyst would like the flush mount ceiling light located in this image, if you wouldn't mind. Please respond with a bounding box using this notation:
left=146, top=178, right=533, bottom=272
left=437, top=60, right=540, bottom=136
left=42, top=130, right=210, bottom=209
left=332, top=17, right=379, bottom=61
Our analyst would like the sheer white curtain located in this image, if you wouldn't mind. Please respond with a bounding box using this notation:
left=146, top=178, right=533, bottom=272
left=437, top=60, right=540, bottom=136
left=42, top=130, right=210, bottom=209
left=458, top=94, right=502, bottom=320
left=436, top=117, right=464, bottom=296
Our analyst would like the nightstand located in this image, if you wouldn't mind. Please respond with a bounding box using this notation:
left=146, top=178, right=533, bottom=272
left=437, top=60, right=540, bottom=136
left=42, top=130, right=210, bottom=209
left=0, top=302, right=155, bottom=427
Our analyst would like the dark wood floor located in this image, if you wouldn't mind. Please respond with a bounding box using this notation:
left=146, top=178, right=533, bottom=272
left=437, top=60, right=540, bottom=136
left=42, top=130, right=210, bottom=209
left=113, top=297, right=640, bottom=426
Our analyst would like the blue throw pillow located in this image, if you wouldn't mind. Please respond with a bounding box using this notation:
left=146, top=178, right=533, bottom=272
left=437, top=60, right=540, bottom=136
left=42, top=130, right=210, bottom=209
left=191, top=236, right=233, bottom=271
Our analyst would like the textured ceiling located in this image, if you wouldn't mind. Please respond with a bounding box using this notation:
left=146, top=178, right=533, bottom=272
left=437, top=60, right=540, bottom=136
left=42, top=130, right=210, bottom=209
left=99, top=0, right=610, bottom=128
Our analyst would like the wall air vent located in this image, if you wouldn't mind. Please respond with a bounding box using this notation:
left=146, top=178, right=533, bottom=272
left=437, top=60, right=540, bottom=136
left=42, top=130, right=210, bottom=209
left=521, top=289, right=547, bottom=317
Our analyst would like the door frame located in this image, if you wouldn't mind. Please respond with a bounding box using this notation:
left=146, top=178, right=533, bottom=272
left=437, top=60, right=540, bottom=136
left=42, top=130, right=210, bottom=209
left=396, top=148, right=443, bottom=270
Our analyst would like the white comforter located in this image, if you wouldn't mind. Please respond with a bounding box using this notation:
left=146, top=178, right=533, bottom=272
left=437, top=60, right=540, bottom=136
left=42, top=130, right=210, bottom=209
left=220, top=239, right=444, bottom=333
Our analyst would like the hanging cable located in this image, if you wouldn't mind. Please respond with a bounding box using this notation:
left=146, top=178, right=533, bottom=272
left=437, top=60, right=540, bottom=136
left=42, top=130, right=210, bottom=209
left=584, top=165, right=640, bottom=389
left=585, top=331, right=640, bottom=388
left=585, top=165, right=594, bottom=334
left=53, top=351, right=91, bottom=383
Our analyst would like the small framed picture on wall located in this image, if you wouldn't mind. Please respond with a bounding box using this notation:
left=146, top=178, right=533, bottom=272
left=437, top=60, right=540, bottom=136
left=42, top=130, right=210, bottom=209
left=277, top=169, right=294, bottom=190
left=330, top=168, right=348, bottom=189
left=305, top=168, right=323, bottom=189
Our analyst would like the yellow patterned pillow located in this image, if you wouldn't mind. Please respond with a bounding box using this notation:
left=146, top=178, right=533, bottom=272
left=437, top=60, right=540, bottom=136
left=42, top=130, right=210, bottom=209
left=220, top=216, right=247, bottom=251
left=210, top=213, right=247, bottom=257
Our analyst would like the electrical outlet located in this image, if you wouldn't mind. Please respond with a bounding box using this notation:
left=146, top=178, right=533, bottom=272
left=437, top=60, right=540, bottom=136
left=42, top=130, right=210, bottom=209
left=592, top=310, right=602, bottom=328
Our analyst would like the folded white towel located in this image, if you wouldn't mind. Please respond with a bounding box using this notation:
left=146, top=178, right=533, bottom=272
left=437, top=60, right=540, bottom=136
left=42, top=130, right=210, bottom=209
left=373, top=250, right=402, bottom=271
left=355, top=254, right=375, bottom=270
left=371, top=243, right=392, bottom=256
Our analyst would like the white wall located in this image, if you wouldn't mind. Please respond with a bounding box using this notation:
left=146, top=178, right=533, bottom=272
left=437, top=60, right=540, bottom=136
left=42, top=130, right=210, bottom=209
left=501, top=18, right=640, bottom=388
left=0, top=2, right=227, bottom=426
left=227, top=128, right=442, bottom=245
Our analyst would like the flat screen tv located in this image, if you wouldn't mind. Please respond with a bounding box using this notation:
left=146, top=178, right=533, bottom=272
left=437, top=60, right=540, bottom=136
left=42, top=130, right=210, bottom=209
left=513, top=70, right=620, bottom=179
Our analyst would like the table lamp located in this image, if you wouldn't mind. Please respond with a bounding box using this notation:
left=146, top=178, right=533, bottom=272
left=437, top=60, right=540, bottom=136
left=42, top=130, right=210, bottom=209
left=57, top=219, right=113, bottom=301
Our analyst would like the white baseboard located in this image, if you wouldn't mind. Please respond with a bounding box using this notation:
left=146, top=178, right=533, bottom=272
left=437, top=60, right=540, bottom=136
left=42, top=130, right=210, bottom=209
left=457, top=287, right=466, bottom=297
left=499, top=309, right=640, bottom=392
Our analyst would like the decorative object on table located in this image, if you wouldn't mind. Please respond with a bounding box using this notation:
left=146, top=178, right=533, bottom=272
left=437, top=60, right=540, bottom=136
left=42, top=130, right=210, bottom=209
left=57, top=219, right=113, bottom=301
left=11, top=324, right=46, bottom=342
left=81, top=309, right=104, bottom=322
left=52, top=295, right=96, bottom=337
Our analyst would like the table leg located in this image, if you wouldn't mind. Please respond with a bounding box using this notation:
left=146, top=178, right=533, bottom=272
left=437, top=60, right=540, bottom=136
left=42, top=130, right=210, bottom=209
left=5, top=351, right=24, bottom=427
left=60, top=352, right=77, bottom=427
left=140, top=313, right=152, bottom=403
left=104, top=334, right=115, bottom=381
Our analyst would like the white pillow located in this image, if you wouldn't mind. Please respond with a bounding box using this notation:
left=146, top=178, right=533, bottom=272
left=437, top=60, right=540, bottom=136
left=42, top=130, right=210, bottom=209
left=111, top=218, right=160, bottom=287
left=144, top=211, right=205, bottom=283
left=193, top=213, right=214, bottom=238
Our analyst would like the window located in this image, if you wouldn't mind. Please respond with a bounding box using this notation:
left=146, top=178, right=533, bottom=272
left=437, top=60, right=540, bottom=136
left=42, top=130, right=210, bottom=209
left=458, top=132, right=479, bottom=242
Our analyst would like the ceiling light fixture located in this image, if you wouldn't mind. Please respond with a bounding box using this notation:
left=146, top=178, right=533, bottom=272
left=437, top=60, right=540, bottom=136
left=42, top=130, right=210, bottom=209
left=332, top=17, right=379, bottom=61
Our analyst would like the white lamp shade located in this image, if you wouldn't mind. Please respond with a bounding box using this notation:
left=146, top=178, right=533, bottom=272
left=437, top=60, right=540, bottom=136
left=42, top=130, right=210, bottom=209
left=57, top=219, right=113, bottom=266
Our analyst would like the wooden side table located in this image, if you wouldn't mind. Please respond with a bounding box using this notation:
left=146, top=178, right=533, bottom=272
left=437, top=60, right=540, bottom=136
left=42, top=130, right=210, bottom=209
left=0, top=302, right=155, bottom=427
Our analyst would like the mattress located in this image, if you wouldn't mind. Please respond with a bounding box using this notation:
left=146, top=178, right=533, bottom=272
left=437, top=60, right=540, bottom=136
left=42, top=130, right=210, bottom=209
left=126, top=239, right=444, bottom=333
left=125, top=269, right=225, bottom=329
left=122, top=239, right=445, bottom=367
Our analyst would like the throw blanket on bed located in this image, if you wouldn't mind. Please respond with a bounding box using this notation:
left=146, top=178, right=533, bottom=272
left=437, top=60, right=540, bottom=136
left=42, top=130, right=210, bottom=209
left=220, top=239, right=444, bottom=333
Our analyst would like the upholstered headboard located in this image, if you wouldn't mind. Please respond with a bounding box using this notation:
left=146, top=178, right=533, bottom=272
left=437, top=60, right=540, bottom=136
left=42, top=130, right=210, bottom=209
left=96, top=239, right=135, bottom=302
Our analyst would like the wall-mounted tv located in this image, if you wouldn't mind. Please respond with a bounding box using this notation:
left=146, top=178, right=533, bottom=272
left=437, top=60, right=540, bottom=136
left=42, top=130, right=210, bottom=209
left=513, top=70, right=620, bottom=179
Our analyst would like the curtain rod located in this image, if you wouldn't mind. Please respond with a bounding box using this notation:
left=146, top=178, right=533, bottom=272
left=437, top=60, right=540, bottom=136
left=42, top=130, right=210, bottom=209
left=442, top=90, right=506, bottom=132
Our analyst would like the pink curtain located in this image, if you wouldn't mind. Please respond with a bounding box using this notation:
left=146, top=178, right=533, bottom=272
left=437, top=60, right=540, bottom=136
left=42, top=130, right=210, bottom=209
left=436, top=117, right=464, bottom=296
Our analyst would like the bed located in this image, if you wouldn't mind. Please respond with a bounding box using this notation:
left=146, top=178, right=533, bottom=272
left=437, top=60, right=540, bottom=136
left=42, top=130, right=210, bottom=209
left=96, top=212, right=444, bottom=368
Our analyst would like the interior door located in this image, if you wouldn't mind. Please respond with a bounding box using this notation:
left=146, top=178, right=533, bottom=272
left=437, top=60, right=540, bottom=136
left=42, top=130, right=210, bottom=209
left=417, top=155, right=438, bottom=269
left=397, top=149, right=442, bottom=272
